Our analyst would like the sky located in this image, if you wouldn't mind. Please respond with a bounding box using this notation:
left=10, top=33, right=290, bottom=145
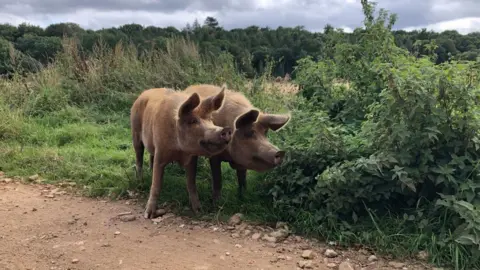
left=0, top=0, right=479, bottom=34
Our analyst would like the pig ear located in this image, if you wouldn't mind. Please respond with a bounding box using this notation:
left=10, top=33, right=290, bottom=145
left=235, top=109, right=260, bottom=129
left=211, top=84, right=226, bottom=111
left=178, top=92, right=201, bottom=118
left=258, top=113, right=291, bottom=131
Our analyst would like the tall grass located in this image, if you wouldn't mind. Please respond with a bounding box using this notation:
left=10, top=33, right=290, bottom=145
left=0, top=36, right=293, bottom=222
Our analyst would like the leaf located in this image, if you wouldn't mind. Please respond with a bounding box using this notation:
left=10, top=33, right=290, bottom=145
left=455, top=200, right=476, bottom=212
left=352, top=211, right=358, bottom=223
left=455, top=234, right=477, bottom=246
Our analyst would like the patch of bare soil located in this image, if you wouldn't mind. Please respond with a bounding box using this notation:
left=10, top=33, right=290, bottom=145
left=0, top=177, right=437, bottom=270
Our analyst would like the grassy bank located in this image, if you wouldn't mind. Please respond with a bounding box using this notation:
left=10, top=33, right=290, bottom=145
left=0, top=36, right=296, bottom=224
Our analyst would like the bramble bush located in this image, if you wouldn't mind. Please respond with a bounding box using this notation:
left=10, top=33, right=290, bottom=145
left=267, top=1, right=480, bottom=269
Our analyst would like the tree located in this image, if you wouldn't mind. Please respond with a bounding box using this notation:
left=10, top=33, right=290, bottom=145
left=44, top=23, right=85, bottom=37
left=204, top=17, right=219, bottom=29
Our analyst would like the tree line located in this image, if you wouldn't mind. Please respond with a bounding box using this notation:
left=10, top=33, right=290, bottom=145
left=1, top=16, right=480, bottom=77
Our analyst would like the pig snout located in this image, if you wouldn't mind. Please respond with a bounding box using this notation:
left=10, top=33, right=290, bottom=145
left=219, top=127, right=232, bottom=143
left=255, top=148, right=285, bottom=168
left=274, top=151, right=286, bottom=165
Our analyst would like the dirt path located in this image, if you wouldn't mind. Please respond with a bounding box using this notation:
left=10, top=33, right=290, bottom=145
left=0, top=180, right=435, bottom=270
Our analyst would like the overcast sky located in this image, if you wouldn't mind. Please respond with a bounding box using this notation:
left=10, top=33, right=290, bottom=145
left=0, top=0, right=479, bottom=34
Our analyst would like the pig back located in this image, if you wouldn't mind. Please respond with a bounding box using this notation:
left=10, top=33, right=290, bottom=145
left=184, top=84, right=253, bottom=128
left=138, top=88, right=179, bottom=152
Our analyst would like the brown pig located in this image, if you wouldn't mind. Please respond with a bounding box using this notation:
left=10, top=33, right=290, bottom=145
left=130, top=86, right=232, bottom=218
left=183, top=84, right=291, bottom=203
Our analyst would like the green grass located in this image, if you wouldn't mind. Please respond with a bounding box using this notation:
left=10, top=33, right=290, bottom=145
left=0, top=104, right=281, bottom=224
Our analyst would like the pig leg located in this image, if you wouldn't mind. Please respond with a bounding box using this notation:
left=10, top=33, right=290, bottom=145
left=209, top=156, right=223, bottom=205
left=185, top=156, right=202, bottom=214
left=132, top=132, right=144, bottom=181
left=149, top=154, right=154, bottom=171
left=144, top=152, right=166, bottom=219
left=236, top=169, right=247, bottom=200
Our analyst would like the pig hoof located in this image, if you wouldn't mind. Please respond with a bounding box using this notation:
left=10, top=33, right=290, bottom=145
left=191, top=204, right=202, bottom=215
left=144, top=203, right=157, bottom=219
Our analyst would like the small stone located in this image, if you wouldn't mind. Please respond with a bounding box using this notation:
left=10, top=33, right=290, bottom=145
left=151, top=217, right=163, bottom=224
left=117, top=211, right=132, bottom=216
left=71, top=259, right=79, bottom=264
left=270, top=229, right=289, bottom=242
left=368, top=255, right=378, bottom=262
left=235, top=244, right=242, bottom=248
left=236, top=223, right=248, bottom=231
left=225, top=252, right=230, bottom=256
left=339, top=261, right=355, bottom=270
left=299, top=243, right=310, bottom=250
left=262, top=235, right=277, bottom=243
left=264, top=243, right=275, bottom=249
left=231, top=233, right=240, bottom=238
left=324, top=249, right=338, bottom=258
left=276, top=221, right=288, bottom=229
left=228, top=213, right=243, bottom=226
left=301, top=250, right=314, bottom=259
left=417, top=250, right=428, bottom=261
left=226, top=226, right=235, bottom=230
left=243, top=229, right=252, bottom=236
left=388, top=261, right=406, bottom=269
left=286, top=256, right=292, bottom=261
left=155, top=208, right=167, bottom=217
left=114, top=231, right=121, bottom=235
left=45, top=194, right=55, bottom=198
left=359, top=248, right=369, bottom=255
left=32, top=208, right=37, bottom=212
left=67, top=219, right=76, bottom=225
left=119, top=215, right=136, bottom=222
left=28, top=174, right=39, bottom=181
left=297, top=260, right=313, bottom=269
left=3, top=178, right=13, bottom=183
left=251, top=233, right=262, bottom=240
left=327, top=263, right=337, bottom=268
left=101, top=243, right=111, bottom=247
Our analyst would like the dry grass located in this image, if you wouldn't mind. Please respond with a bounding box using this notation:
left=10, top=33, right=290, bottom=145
left=244, top=80, right=300, bottom=95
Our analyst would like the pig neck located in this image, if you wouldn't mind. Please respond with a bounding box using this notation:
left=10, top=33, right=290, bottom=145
left=157, top=97, right=194, bottom=167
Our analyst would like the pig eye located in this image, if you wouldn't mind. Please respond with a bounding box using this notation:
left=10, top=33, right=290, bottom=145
left=187, top=118, right=199, bottom=125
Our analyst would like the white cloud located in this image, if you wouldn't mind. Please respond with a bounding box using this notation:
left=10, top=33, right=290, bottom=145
left=0, top=0, right=478, bottom=34
left=403, top=17, right=480, bottom=34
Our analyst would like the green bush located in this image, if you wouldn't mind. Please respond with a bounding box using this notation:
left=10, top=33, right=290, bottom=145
left=267, top=1, right=480, bottom=269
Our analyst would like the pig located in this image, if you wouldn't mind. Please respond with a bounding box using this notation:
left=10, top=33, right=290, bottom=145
left=183, top=84, right=291, bottom=203
left=130, top=86, right=232, bottom=218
